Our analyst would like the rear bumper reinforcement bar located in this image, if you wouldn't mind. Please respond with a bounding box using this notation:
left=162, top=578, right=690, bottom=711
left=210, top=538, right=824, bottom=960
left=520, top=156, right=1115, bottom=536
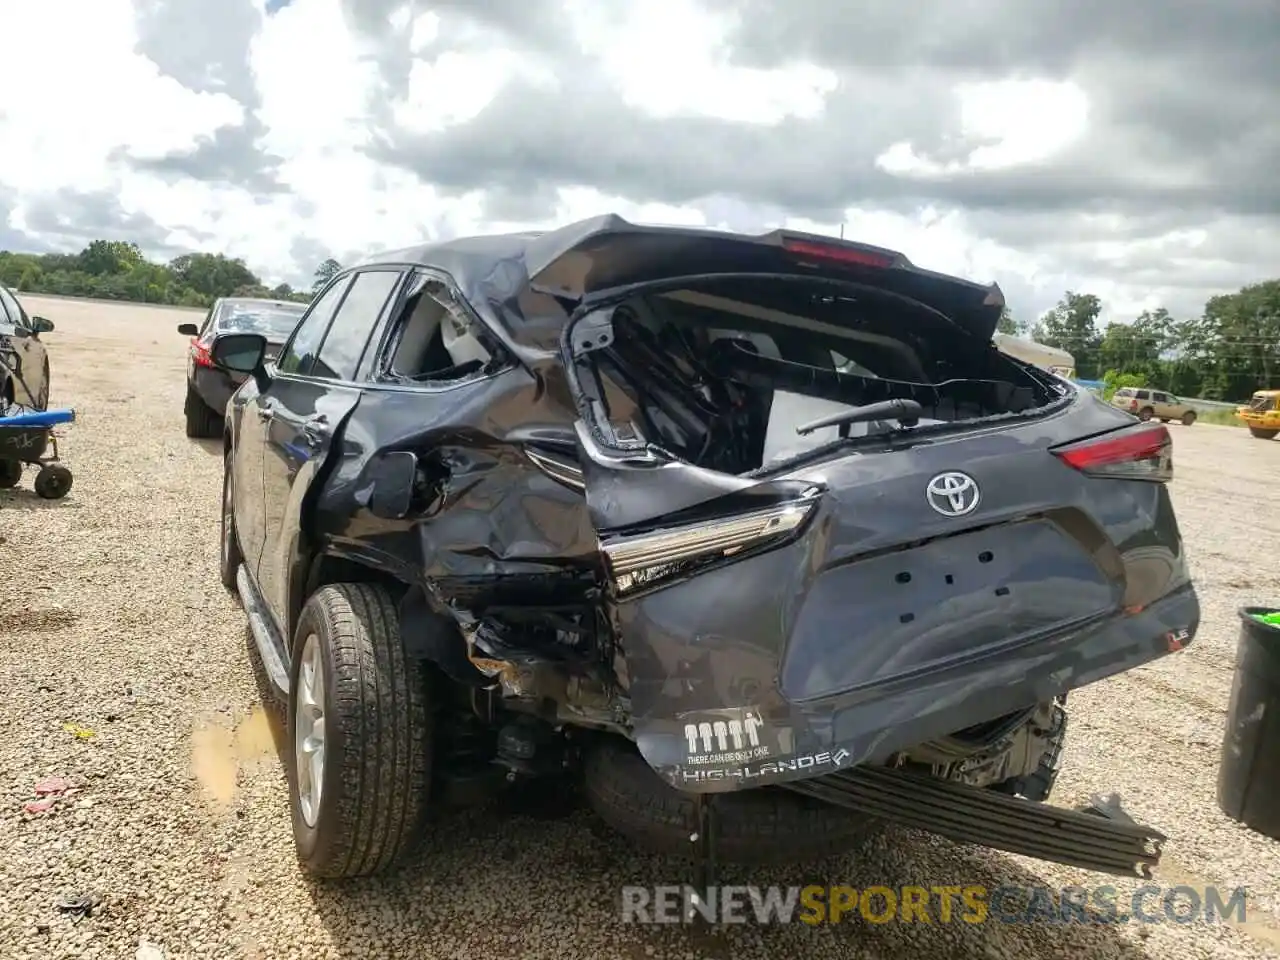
left=782, top=766, right=1164, bottom=878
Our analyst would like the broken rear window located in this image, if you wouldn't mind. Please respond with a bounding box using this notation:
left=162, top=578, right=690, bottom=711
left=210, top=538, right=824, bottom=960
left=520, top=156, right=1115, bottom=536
left=567, top=278, right=1059, bottom=475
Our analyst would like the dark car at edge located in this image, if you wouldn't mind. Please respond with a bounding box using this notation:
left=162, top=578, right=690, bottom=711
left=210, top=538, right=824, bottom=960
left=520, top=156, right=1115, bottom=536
left=0, top=283, right=55, bottom=412
left=178, top=297, right=306, bottom=438
left=211, top=214, right=1199, bottom=880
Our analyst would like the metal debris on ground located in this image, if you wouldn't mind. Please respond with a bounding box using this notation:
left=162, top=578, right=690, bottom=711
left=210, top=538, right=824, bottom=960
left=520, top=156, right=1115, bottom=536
left=55, top=892, right=97, bottom=918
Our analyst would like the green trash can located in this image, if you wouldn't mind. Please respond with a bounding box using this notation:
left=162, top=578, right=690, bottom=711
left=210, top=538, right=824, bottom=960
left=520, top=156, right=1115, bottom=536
left=1217, top=607, right=1280, bottom=840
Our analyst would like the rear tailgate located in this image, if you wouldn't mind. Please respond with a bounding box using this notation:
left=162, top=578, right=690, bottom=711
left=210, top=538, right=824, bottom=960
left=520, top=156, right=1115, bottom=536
left=526, top=214, right=1006, bottom=343
left=576, top=396, right=1199, bottom=793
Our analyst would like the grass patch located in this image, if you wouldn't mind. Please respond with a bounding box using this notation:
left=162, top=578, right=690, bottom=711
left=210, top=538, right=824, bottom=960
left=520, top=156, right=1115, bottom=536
left=1196, top=408, right=1246, bottom=427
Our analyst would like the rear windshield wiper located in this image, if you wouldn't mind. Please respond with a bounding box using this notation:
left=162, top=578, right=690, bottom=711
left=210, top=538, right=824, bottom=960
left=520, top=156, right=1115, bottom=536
left=795, top=398, right=923, bottom=436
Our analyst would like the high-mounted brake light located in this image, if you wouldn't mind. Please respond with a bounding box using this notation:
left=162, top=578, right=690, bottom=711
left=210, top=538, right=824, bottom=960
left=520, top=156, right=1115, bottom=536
left=1051, top=424, right=1172, bottom=482
left=782, top=238, right=894, bottom=269
left=190, top=337, right=214, bottom=368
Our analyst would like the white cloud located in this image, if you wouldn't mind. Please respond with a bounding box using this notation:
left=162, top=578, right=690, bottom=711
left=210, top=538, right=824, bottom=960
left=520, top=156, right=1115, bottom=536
left=250, top=0, right=380, bottom=156
left=392, top=50, right=554, bottom=135
left=0, top=0, right=1259, bottom=327
left=564, top=0, right=838, bottom=124
left=876, top=79, right=1090, bottom=177
left=0, top=0, right=242, bottom=195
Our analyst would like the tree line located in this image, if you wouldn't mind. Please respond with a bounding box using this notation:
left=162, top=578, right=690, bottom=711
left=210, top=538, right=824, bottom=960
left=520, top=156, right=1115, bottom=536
left=0, top=240, right=343, bottom=311
left=999, top=279, right=1280, bottom=402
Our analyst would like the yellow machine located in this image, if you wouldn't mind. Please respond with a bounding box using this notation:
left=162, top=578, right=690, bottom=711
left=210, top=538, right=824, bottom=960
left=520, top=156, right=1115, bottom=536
left=1236, top=390, right=1280, bottom=439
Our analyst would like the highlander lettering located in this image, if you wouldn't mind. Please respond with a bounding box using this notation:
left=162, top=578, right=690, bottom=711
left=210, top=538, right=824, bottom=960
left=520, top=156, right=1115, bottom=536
left=679, top=748, right=852, bottom=783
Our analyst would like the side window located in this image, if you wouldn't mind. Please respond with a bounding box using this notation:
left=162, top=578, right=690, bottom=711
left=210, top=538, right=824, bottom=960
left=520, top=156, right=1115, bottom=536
left=311, top=270, right=401, bottom=381
left=375, top=273, right=503, bottom=384
left=1134, top=390, right=1149, bottom=400
left=0, top=287, right=24, bottom=328
left=197, top=303, right=218, bottom=336
left=276, top=276, right=352, bottom=376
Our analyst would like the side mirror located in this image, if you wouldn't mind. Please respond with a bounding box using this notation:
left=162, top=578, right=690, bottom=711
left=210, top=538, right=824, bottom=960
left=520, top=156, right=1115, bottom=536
left=210, top=333, right=267, bottom=374
left=30, top=316, right=54, bottom=334
left=364, top=451, right=419, bottom=520
left=177, top=323, right=199, bottom=337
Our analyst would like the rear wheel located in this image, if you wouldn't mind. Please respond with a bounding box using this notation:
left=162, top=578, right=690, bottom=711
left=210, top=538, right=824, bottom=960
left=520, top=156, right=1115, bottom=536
left=184, top=383, right=221, bottom=439
left=1181, top=410, right=1197, bottom=426
left=0, top=459, right=21, bottom=488
left=1138, top=406, right=1155, bottom=422
left=287, top=583, right=434, bottom=878
left=1249, top=427, right=1279, bottom=440
left=583, top=735, right=880, bottom=865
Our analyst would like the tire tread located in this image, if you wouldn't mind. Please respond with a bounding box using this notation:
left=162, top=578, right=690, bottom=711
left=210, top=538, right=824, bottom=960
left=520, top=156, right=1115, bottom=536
left=583, top=737, right=878, bottom=865
left=295, top=583, right=431, bottom=878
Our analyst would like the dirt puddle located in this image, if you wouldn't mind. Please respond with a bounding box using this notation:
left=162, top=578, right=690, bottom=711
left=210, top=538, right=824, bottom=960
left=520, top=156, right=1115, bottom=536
left=190, top=705, right=280, bottom=810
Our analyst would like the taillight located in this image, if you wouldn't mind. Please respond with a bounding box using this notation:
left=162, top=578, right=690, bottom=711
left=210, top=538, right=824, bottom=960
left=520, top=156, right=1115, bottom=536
left=1129, top=399, right=1138, bottom=411
left=190, top=337, right=214, bottom=368
left=1051, top=424, right=1172, bottom=482
left=782, top=238, right=895, bottom=269
left=600, top=488, right=821, bottom=597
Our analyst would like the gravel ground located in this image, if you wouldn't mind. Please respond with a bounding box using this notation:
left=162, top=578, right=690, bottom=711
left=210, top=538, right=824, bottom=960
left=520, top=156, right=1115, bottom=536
left=3, top=294, right=1280, bottom=960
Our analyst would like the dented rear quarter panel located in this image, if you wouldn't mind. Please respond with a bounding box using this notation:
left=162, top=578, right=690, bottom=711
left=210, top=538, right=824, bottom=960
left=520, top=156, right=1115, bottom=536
left=304, top=360, right=600, bottom=616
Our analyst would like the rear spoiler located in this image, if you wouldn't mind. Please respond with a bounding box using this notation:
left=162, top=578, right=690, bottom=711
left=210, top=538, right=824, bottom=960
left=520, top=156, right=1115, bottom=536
left=524, top=214, right=1006, bottom=343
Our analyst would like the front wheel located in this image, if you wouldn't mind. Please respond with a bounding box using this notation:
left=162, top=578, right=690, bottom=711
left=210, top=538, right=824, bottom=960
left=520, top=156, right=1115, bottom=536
left=287, top=583, right=434, bottom=878
left=1181, top=410, right=1197, bottom=426
left=1249, top=427, right=1279, bottom=440
left=219, top=453, right=243, bottom=592
left=33, top=464, right=72, bottom=499
left=0, top=459, right=21, bottom=489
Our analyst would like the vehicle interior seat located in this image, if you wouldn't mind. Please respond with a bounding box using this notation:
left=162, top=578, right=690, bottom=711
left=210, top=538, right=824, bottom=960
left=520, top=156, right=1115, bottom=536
left=389, top=289, right=478, bottom=378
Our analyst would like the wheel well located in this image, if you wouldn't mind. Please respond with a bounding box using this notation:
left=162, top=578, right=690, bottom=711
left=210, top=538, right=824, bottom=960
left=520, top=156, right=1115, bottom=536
left=293, top=552, right=407, bottom=637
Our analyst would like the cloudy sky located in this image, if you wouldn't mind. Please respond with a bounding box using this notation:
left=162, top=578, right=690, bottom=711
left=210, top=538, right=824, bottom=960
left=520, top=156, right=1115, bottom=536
left=1, top=0, right=1275, bottom=325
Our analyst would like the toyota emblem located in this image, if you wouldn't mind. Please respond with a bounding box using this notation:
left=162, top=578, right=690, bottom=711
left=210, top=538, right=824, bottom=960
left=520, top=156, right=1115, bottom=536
left=926, top=471, right=981, bottom=517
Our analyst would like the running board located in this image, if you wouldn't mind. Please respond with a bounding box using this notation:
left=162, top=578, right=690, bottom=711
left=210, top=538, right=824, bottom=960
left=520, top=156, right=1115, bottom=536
left=782, top=766, right=1164, bottom=878
left=235, top=565, right=290, bottom=697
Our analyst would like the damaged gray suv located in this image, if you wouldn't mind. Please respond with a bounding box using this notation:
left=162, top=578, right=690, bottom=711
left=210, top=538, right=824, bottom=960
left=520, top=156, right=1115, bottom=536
left=210, top=215, right=1199, bottom=880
